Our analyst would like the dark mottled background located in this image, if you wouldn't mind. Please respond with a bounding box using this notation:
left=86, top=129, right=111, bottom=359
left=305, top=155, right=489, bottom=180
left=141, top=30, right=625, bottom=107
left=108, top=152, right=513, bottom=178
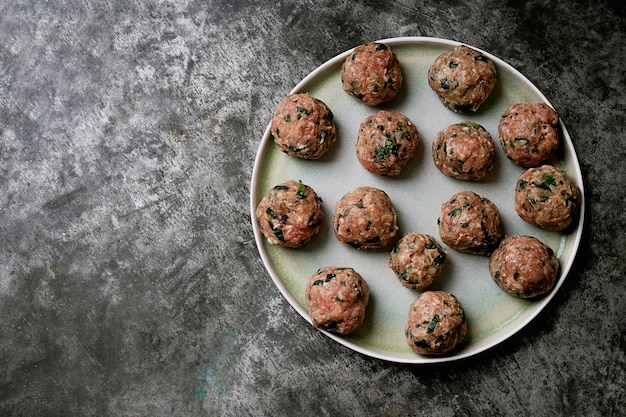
left=0, top=1, right=624, bottom=416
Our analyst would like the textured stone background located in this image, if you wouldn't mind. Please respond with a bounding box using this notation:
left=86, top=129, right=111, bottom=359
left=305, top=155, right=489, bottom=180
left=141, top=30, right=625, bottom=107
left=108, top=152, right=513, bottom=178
left=0, top=0, right=624, bottom=416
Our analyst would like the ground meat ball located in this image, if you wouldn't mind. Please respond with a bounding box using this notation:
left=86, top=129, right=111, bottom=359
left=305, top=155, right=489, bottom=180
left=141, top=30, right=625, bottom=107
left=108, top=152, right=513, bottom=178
left=389, top=233, right=447, bottom=290
left=498, top=103, right=560, bottom=167
left=341, top=42, right=403, bottom=106
left=305, top=266, right=370, bottom=335
left=427, top=45, right=497, bottom=113
left=333, top=186, right=398, bottom=249
left=270, top=93, right=336, bottom=159
left=514, top=165, right=582, bottom=231
left=255, top=180, right=323, bottom=247
left=356, top=110, right=420, bottom=176
left=405, top=291, right=467, bottom=355
left=438, top=190, right=503, bottom=255
left=489, top=235, right=559, bottom=298
left=432, top=121, right=496, bottom=181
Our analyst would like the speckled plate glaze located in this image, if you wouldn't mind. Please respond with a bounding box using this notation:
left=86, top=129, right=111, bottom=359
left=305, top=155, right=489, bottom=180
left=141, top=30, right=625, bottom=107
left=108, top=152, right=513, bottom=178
left=250, top=37, right=584, bottom=364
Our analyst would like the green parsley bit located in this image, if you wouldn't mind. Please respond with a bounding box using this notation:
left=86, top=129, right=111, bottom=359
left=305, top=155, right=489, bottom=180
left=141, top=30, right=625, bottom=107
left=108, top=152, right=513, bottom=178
left=427, top=314, right=440, bottom=334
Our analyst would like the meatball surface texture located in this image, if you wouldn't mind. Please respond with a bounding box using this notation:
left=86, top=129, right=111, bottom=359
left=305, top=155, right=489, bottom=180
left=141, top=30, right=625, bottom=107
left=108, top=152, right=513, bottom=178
left=389, top=233, right=447, bottom=290
left=428, top=44, right=497, bottom=113
left=438, top=190, right=503, bottom=255
left=270, top=92, right=336, bottom=159
left=333, top=186, right=398, bottom=249
left=356, top=110, right=420, bottom=176
left=432, top=121, right=496, bottom=181
left=341, top=42, right=403, bottom=106
left=514, top=165, right=582, bottom=231
left=498, top=103, right=559, bottom=167
left=305, top=266, right=370, bottom=334
left=405, top=291, right=467, bottom=355
left=255, top=180, right=323, bottom=247
left=489, top=235, right=559, bottom=298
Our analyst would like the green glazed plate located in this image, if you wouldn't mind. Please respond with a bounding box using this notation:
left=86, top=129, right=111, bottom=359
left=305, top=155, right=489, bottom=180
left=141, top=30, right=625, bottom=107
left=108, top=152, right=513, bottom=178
left=250, top=37, right=584, bottom=364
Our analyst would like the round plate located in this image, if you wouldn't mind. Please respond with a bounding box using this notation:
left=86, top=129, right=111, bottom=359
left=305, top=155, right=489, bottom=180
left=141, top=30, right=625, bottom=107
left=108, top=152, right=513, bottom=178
left=250, top=37, right=584, bottom=364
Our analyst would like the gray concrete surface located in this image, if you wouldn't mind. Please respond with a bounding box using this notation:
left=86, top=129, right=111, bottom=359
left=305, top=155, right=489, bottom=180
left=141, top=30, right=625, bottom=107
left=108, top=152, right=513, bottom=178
left=0, top=1, right=624, bottom=416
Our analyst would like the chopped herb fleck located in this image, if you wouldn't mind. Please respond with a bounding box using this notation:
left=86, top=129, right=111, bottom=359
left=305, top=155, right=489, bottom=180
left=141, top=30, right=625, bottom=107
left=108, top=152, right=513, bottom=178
left=272, top=226, right=285, bottom=241
left=266, top=208, right=277, bottom=219
left=436, top=137, right=444, bottom=150
left=427, top=314, right=440, bottom=334
left=448, top=207, right=463, bottom=217
left=542, top=173, right=557, bottom=186
left=434, top=249, right=446, bottom=265
left=295, top=181, right=307, bottom=201
left=536, top=181, right=552, bottom=191
left=374, top=138, right=399, bottom=160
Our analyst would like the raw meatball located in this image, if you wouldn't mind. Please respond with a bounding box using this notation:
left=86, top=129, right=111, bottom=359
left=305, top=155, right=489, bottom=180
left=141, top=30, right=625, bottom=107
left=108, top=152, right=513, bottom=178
left=498, top=103, right=559, bottom=167
left=427, top=44, right=497, bottom=113
left=515, top=165, right=582, bottom=231
left=305, top=266, right=370, bottom=334
left=438, top=190, right=503, bottom=255
left=270, top=92, right=336, bottom=159
left=341, top=42, right=403, bottom=106
left=489, top=235, right=559, bottom=298
left=356, top=110, right=420, bottom=176
left=255, top=180, right=323, bottom=247
left=405, top=291, right=467, bottom=355
left=333, top=186, right=398, bottom=249
left=432, top=121, right=496, bottom=181
left=389, top=233, right=447, bottom=290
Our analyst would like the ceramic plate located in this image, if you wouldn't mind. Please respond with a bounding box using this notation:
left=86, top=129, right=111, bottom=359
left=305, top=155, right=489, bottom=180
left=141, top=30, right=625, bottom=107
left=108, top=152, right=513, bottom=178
left=250, top=37, right=584, bottom=364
